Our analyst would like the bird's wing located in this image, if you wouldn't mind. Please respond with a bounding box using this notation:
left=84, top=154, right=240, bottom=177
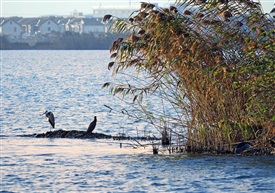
left=87, top=121, right=96, bottom=133
left=49, top=114, right=55, bottom=128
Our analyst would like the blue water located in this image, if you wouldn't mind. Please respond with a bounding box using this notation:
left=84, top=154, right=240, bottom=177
left=1, top=50, right=275, bottom=192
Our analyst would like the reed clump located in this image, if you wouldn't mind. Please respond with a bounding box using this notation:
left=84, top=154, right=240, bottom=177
left=103, top=0, right=275, bottom=154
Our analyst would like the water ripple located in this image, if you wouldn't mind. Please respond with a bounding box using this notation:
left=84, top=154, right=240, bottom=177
left=1, top=51, right=275, bottom=193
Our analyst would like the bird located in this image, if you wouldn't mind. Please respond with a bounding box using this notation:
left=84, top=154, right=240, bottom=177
left=87, top=116, right=97, bottom=134
left=234, top=141, right=253, bottom=154
left=42, top=111, right=55, bottom=131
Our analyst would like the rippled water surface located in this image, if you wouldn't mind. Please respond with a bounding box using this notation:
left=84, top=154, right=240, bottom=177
left=1, top=50, right=275, bottom=192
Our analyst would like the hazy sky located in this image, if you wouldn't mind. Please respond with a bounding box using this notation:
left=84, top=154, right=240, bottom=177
left=0, top=0, right=274, bottom=17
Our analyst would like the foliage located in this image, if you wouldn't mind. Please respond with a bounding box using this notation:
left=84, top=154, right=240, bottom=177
left=104, top=0, right=275, bottom=153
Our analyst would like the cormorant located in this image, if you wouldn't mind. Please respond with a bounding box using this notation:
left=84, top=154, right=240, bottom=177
left=87, top=116, right=97, bottom=134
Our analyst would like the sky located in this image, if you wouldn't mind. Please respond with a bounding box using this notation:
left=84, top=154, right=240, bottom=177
left=0, top=0, right=274, bottom=17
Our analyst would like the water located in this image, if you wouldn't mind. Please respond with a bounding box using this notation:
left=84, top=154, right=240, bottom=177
left=1, top=50, right=275, bottom=192
left=1, top=50, right=157, bottom=137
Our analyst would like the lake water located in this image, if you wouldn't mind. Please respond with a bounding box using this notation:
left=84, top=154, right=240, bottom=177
left=1, top=50, right=275, bottom=192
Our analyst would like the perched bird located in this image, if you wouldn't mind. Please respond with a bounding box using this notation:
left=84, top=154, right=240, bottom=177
left=87, top=116, right=97, bottom=134
left=43, top=111, right=55, bottom=130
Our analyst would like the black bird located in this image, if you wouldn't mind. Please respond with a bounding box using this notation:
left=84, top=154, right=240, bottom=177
left=87, top=116, right=97, bottom=134
left=43, top=111, right=55, bottom=130
left=234, top=142, right=253, bottom=154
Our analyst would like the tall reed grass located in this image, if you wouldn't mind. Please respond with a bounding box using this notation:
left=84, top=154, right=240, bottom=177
left=103, top=0, right=275, bottom=154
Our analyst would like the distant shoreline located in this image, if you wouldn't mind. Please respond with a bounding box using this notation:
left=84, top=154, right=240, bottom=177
left=0, top=32, right=127, bottom=50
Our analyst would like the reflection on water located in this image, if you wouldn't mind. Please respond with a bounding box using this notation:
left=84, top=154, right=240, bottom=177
left=1, top=51, right=275, bottom=192
left=2, top=137, right=275, bottom=193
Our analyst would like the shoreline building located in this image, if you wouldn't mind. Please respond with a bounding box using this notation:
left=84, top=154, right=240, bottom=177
left=91, top=6, right=139, bottom=18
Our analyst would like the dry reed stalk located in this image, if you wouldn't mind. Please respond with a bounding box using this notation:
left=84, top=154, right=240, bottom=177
left=104, top=0, right=275, bottom=154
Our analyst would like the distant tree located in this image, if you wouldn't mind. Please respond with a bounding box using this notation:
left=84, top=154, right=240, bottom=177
left=0, top=35, right=12, bottom=49
left=0, top=30, right=129, bottom=50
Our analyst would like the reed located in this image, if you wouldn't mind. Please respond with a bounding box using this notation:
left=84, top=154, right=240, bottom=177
left=103, top=0, right=275, bottom=154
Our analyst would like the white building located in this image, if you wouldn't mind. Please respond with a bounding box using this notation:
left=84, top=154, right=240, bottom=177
left=56, top=18, right=71, bottom=33
left=92, top=6, right=139, bottom=18
left=68, top=18, right=84, bottom=33
left=37, top=18, right=59, bottom=34
left=18, top=18, right=39, bottom=35
left=82, top=18, right=105, bottom=33
left=0, top=18, right=21, bottom=36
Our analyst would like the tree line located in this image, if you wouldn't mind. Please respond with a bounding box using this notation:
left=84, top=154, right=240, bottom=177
left=0, top=32, right=127, bottom=50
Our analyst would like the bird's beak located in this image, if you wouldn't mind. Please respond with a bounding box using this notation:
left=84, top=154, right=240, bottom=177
left=41, top=111, right=46, bottom=116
